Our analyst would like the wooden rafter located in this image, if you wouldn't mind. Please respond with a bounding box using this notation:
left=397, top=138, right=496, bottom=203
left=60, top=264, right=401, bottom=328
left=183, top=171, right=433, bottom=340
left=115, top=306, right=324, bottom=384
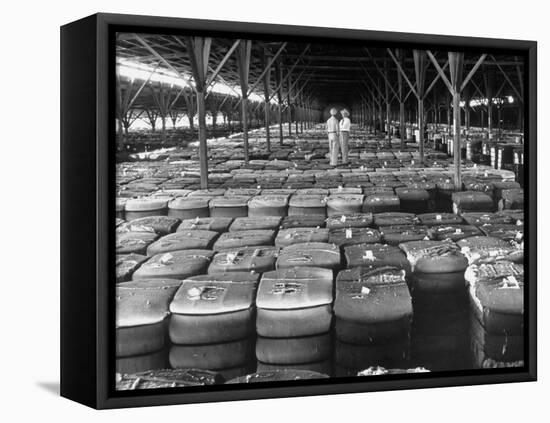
left=205, top=39, right=241, bottom=88
left=387, top=48, right=420, bottom=100
left=365, top=48, right=399, bottom=101
left=246, top=42, right=288, bottom=97
left=134, top=34, right=195, bottom=89
left=490, top=54, right=523, bottom=103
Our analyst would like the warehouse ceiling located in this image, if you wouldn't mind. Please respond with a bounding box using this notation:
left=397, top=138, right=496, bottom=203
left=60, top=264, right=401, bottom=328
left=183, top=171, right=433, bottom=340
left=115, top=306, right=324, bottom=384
left=116, top=33, right=525, bottom=117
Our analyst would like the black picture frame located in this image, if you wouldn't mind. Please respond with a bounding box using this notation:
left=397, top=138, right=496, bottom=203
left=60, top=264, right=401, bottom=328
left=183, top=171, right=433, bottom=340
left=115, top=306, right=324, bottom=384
left=60, top=12, right=537, bottom=409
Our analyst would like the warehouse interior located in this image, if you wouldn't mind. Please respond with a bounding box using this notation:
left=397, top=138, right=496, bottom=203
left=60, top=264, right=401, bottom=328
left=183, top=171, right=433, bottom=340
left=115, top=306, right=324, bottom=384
left=115, top=33, right=525, bottom=389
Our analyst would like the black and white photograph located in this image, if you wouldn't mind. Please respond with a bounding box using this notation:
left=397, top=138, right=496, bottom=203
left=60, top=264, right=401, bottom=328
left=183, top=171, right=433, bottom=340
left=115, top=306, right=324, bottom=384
left=113, top=29, right=529, bottom=391
left=4, top=0, right=549, bottom=418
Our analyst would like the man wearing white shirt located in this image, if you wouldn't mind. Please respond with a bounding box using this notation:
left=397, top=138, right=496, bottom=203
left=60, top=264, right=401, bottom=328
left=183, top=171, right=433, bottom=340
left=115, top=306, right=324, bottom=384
left=338, top=109, right=351, bottom=165
left=326, top=108, right=340, bottom=166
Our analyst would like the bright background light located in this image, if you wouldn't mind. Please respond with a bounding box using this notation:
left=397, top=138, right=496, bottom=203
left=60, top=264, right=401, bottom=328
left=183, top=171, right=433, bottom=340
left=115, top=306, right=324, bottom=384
left=116, top=59, right=281, bottom=129
left=118, top=59, right=189, bottom=87
left=117, top=59, right=278, bottom=104
left=459, top=96, right=515, bottom=108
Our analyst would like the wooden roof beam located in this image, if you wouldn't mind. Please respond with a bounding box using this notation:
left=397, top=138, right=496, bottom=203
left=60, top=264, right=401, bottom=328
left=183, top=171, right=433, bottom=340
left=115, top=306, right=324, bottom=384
left=246, top=42, right=288, bottom=97
left=387, top=48, right=420, bottom=100
left=490, top=54, right=523, bottom=103
left=515, top=56, right=524, bottom=101
left=266, top=45, right=311, bottom=102
left=236, top=40, right=253, bottom=162
left=184, top=36, right=212, bottom=189
left=125, top=62, right=162, bottom=111
left=422, top=60, right=449, bottom=101
left=359, top=61, right=387, bottom=101
left=461, top=54, right=487, bottom=92
left=134, top=34, right=196, bottom=90
left=281, top=54, right=521, bottom=64
left=205, top=39, right=241, bottom=88
left=365, top=48, right=399, bottom=101
left=426, top=50, right=453, bottom=94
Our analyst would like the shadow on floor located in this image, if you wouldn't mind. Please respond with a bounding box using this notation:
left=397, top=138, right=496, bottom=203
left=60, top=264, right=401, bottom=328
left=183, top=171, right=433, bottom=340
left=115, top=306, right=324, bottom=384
left=36, top=381, right=60, bottom=396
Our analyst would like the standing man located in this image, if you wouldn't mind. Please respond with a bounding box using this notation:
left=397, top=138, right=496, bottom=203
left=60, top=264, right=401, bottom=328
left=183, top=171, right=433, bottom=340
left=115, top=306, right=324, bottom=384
left=339, top=109, right=351, bottom=165
left=327, top=107, right=340, bottom=166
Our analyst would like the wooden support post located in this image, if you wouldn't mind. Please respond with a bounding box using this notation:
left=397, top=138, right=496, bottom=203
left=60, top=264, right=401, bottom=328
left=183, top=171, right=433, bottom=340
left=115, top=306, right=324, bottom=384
left=210, top=102, right=219, bottom=134
left=384, top=59, right=392, bottom=147
left=452, top=90, right=461, bottom=185
left=295, top=103, right=299, bottom=134
left=286, top=72, right=292, bottom=136
left=396, top=50, right=406, bottom=149
left=517, top=102, right=523, bottom=132
left=464, top=86, right=471, bottom=134
left=299, top=95, right=304, bottom=133
left=261, top=48, right=271, bottom=151
left=515, top=57, right=525, bottom=132
left=372, top=94, right=377, bottom=135
left=365, top=102, right=373, bottom=133
left=278, top=101, right=283, bottom=144
left=117, top=116, right=124, bottom=138
left=413, top=50, right=427, bottom=163
left=484, top=67, right=495, bottom=139
left=160, top=92, right=168, bottom=137
left=275, top=60, right=284, bottom=145
left=297, top=102, right=301, bottom=133
left=236, top=40, right=252, bottom=162
left=183, top=89, right=196, bottom=134
left=446, top=94, right=451, bottom=127
left=196, top=89, right=207, bottom=179
left=433, top=89, right=438, bottom=135
left=449, top=52, right=464, bottom=189
left=241, top=98, right=249, bottom=157
left=418, top=99, right=424, bottom=159
left=169, top=109, right=179, bottom=128
left=378, top=79, right=384, bottom=135
left=185, top=36, right=212, bottom=189
left=145, top=107, right=158, bottom=132
left=366, top=102, right=373, bottom=133
left=497, top=103, right=502, bottom=135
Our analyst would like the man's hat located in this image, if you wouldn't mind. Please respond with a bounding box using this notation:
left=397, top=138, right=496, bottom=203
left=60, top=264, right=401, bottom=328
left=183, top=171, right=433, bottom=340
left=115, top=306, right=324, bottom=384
left=341, top=109, right=349, bottom=116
